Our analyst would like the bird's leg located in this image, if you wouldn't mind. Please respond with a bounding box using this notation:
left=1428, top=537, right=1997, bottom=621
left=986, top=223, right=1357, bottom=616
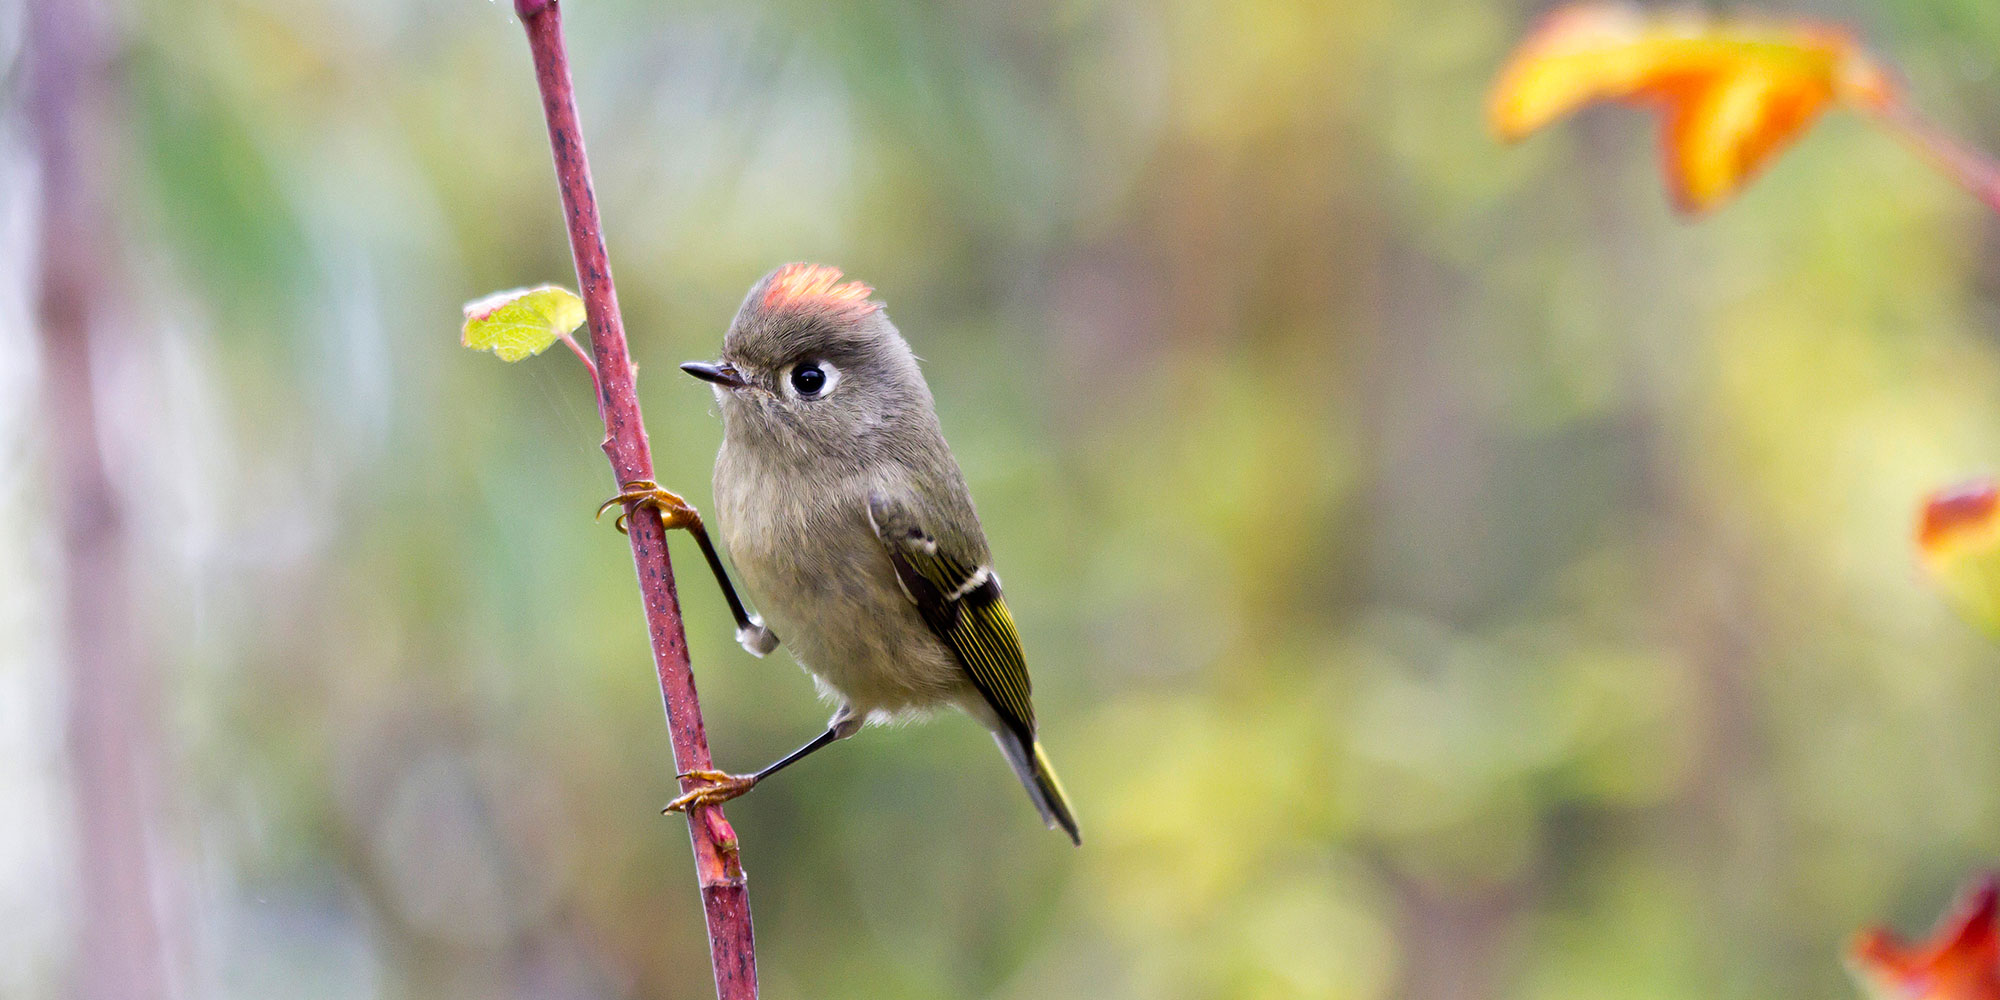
left=663, top=714, right=862, bottom=814
left=597, top=479, right=779, bottom=656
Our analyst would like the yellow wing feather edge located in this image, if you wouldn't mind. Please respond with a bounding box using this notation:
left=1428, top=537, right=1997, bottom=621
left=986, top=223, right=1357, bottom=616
left=901, top=547, right=1036, bottom=738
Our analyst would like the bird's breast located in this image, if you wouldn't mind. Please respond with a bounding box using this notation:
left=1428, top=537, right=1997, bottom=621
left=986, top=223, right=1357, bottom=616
left=713, top=449, right=964, bottom=715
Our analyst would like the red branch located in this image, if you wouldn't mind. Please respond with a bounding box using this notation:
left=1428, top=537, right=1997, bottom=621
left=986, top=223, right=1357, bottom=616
left=512, top=2, right=757, bottom=996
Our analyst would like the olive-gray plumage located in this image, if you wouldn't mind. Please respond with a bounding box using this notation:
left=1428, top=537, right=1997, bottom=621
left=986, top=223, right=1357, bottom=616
left=688, top=263, right=1078, bottom=843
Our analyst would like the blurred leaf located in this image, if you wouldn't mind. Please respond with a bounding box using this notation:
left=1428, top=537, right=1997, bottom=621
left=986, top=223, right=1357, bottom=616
left=460, top=286, right=585, bottom=363
left=1919, top=481, right=2000, bottom=636
left=1849, top=873, right=2000, bottom=1000
left=1488, top=2, right=1896, bottom=213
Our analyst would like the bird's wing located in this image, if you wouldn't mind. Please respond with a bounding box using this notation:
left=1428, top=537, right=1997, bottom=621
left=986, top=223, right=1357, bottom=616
left=866, top=492, right=1034, bottom=741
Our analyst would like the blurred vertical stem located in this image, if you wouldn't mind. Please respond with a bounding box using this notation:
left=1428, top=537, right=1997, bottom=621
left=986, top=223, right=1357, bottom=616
left=27, top=0, right=175, bottom=998
left=510, top=2, right=758, bottom=997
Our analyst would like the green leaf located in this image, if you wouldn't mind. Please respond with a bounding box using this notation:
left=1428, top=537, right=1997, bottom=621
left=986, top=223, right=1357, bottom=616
left=461, top=285, right=586, bottom=362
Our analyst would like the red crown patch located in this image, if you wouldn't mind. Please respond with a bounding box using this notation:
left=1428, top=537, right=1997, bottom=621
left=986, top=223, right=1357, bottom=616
left=761, top=263, right=878, bottom=318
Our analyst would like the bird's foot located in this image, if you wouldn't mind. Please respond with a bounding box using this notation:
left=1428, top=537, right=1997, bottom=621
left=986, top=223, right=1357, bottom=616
left=596, top=479, right=702, bottom=534
left=662, top=770, right=761, bottom=814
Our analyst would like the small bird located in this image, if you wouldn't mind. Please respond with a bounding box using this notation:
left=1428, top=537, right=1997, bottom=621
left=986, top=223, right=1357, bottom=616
left=605, top=263, right=1080, bottom=844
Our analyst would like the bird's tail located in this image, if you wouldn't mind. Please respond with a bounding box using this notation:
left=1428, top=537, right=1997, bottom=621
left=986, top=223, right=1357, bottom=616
left=994, top=730, right=1081, bottom=845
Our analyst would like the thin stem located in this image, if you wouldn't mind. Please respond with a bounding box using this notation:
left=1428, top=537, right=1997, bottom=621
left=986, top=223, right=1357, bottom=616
left=556, top=330, right=601, bottom=393
left=1867, top=98, right=2000, bottom=216
left=512, top=3, right=757, bottom=997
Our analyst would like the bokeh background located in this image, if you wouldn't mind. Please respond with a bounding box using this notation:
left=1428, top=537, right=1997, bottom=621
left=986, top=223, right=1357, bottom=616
left=7, top=0, right=2000, bottom=997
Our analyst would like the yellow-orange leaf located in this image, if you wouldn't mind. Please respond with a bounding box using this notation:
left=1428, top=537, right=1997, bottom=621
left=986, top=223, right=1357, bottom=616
left=1489, top=3, right=1896, bottom=213
left=1919, top=480, right=2000, bottom=637
left=1850, top=874, right=2000, bottom=1000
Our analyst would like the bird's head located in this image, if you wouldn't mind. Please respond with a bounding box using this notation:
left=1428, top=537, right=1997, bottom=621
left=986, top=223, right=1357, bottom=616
left=685, top=263, right=933, bottom=462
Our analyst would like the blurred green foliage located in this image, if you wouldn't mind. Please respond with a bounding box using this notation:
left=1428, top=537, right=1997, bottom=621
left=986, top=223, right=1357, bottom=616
left=8, top=0, right=2000, bottom=998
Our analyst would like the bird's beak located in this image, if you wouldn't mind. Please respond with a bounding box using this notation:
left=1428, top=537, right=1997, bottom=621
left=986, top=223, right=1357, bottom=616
left=681, top=360, right=749, bottom=390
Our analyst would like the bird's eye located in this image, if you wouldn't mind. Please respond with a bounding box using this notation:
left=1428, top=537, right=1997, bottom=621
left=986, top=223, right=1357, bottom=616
left=787, top=361, right=838, bottom=398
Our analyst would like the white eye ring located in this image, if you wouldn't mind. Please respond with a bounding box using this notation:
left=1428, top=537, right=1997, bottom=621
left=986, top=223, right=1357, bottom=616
left=785, top=360, right=840, bottom=399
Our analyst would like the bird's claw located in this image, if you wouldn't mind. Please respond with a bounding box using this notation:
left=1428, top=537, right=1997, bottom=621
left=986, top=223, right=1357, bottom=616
left=662, top=770, right=761, bottom=814
left=597, top=479, right=702, bottom=534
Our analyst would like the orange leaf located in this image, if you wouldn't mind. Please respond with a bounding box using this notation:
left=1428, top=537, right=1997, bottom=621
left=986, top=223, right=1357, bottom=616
left=1918, top=480, right=2000, bottom=636
left=1489, top=3, right=1896, bottom=213
left=1851, top=874, right=2000, bottom=1000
